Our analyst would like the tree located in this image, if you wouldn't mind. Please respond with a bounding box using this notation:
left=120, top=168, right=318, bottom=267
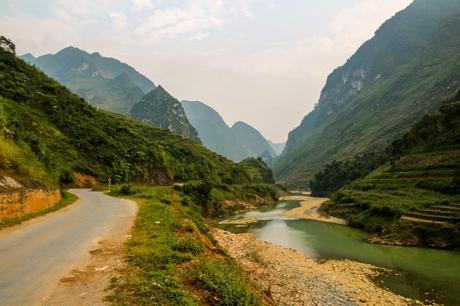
left=0, top=36, right=15, bottom=54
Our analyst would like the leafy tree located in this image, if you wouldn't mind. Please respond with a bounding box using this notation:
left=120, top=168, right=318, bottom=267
left=0, top=36, right=15, bottom=54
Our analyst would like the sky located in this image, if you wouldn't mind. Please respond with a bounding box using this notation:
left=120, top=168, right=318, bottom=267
left=0, top=0, right=412, bottom=142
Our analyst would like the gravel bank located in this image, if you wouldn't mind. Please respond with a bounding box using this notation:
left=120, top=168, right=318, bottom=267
left=214, top=229, right=421, bottom=306
left=281, top=195, right=346, bottom=225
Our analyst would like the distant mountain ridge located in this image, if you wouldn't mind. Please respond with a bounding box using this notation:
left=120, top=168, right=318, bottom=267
left=274, top=0, right=460, bottom=187
left=268, top=140, right=286, bottom=156
left=20, top=46, right=155, bottom=114
left=130, top=86, right=199, bottom=141
left=230, top=121, right=276, bottom=158
left=182, top=100, right=276, bottom=161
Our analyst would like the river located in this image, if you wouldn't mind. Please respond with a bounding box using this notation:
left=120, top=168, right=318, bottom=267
left=218, top=200, right=460, bottom=306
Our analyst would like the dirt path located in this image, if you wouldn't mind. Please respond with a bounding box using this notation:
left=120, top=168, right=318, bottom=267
left=281, top=195, right=346, bottom=225
left=0, top=189, right=137, bottom=306
left=214, top=229, right=419, bottom=306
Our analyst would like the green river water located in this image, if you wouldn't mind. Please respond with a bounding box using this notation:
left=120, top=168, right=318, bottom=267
left=218, top=200, right=460, bottom=305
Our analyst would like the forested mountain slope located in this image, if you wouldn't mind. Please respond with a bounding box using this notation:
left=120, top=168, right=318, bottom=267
left=274, top=0, right=460, bottom=187
left=324, top=94, right=460, bottom=248
left=20, top=47, right=155, bottom=114
left=0, top=43, right=255, bottom=188
left=130, top=86, right=199, bottom=141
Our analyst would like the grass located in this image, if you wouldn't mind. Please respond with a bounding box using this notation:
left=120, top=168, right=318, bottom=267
left=0, top=190, right=78, bottom=230
left=106, top=185, right=264, bottom=305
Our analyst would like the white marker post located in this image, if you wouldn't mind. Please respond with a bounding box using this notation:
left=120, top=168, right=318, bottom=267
left=108, top=177, right=112, bottom=192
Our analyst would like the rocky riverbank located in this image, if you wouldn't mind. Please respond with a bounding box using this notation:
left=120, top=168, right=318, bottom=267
left=213, top=228, right=421, bottom=306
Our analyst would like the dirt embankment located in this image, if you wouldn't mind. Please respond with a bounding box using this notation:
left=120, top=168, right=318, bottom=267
left=213, top=229, right=420, bottom=306
left=281, top=195, right=346, bottom=225
left=0, top=176, right=61, bottom=219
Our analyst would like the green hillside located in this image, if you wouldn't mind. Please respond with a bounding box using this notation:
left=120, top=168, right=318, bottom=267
left=130, top=86, right=200, bottom=141
left=20, top=46, right=155, bottom=114
left=239, top=157, right=275, bottom=184
left=274, top=0, right=460, bottom=187
left=78, top=72, right=144, bottom=114
left=0, top=42, right=255, bottom=188
left=323, top=96, right=460, bottom=248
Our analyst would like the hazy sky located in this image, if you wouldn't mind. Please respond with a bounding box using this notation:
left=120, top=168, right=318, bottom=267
left=1, top=0, right=411, bottom=142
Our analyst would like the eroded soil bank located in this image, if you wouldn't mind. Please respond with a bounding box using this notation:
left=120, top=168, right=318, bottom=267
left=214, top=228, right=421, bottom=306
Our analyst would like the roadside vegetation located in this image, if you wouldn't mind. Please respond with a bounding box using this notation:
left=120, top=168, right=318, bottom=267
left=0, top=190, right=77, bottom=230
left=106, top=185, right=268, bottom=305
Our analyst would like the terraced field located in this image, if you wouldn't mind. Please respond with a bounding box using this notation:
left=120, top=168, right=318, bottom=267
left=402, top=201, right=460, bottom=224
left=324, top=147, right=460, bottom=248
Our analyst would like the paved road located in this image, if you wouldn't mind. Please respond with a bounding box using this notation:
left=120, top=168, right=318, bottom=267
left=0, top=189, right=137, bottom=306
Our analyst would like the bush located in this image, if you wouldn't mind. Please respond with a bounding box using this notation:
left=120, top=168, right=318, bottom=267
left=173, top=236, right=203, bottom=255
left=191, top=260, right=261, bottom=306
left=120, top=184, right=132, bottom=195
left=59, top=168, right=75, bottom=185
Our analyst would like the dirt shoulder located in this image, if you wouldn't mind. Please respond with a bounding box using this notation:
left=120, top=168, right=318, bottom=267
left=41, top=191, right=137, bottom=306
left=213, top=228, right=420, bottom=306
left=42, top=236, right=132, bottom=306
left=281, top=195, right=346, bottom=225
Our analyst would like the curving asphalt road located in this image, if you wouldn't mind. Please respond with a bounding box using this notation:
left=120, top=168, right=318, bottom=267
left=0, top=189, right=137, bottom=306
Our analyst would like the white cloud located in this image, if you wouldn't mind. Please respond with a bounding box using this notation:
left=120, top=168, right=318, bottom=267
left=109, top=12, right=128, bottom=30
left=133, top=0, right=230, bottom=40
left=208, top=0, right=412, bottom=80
left=132, top=0, right=154, bottom=10
left=189, top=32, right=210, bottom=41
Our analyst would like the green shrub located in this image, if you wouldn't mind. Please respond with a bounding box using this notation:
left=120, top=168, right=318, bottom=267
left=191, top=260, right=261, bottom=306
left=173, top=236, right=203, bottom=255
left=59, top=168, right=75, bottom=184
left=120, top=184, right=132, bottom=195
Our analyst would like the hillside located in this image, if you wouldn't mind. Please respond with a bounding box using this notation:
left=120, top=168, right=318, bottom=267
left=274, top=0, right=460, bottom=187
left=20, top=47, right=155, bottom=114
left=182, top=100, right=275, bottom=161
left=130, top=86, right=199, bottom=141
left=0, top=43, right=255, bottom=188
left=239, top=157, right=275, bottom=184
left=268, top=140, right=286, bottom=156
left=323, top=95, right=460, bottom=248
left=230, top=121, right=276, bottom=158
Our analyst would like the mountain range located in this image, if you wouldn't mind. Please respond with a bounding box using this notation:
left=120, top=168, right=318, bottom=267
left=181, top=100, right=276, bottom=161
left=274, top=0, right=460, bottom=187
left=20, top=47, right=275, bottom=156
left=21, top=46, right=155, bottom=114
left=1, top=46, right=273, bottom=187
